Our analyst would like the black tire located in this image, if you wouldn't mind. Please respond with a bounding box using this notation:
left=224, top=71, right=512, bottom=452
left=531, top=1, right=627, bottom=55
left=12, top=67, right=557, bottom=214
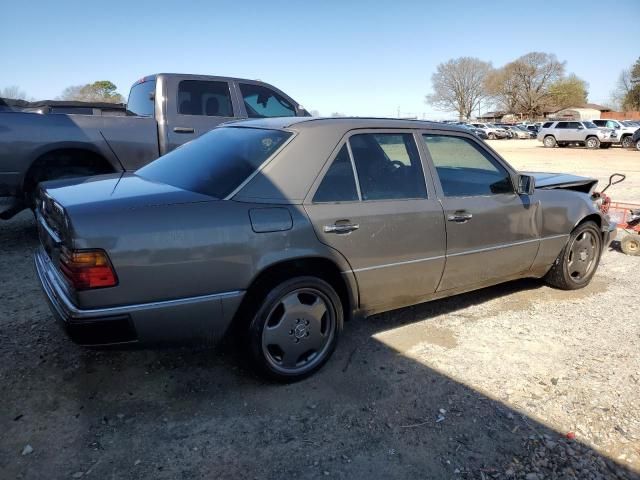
left=635, top=139, right=640, bottom=151
left=247, top=276, right=343, bottom=382
left=488, top=133, right=496, bottom=140
left=543, top=135, right=556, bottom=148
left=620, top=235, right=640, bottom=256
left=558, top=143, right=567, bottom=148
left=585, top=136, right=600, bottom=149
left=544, top=221, right=602, bottom=290
left=621, top=135, right=633, bottom=149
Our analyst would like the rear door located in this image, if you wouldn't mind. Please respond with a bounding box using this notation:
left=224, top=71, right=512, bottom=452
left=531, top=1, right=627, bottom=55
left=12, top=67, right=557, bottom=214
left=566, top=121, right=583, bottom=141
left=420, top=132, right=539, bottom=291
left=164, top=78, right=236, bottom=151
left=304, top=130, right=446, bottom=312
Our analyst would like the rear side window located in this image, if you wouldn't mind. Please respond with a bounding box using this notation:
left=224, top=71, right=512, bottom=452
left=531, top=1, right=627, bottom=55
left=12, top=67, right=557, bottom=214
left=313, top=145, right=358, bottom=203
left=423, top=135, right=513, bottom=197
left=127, top=80, right=156, bottom=117
left=542, top=122, right=553, bottom=128
left=178, top=80, right=233, bottom=117
left=137, top=127, right=291, bottom=198
left=240, top=84, right=297, bottom=118
left=349, top=133, right=427, bottom=201
left=593, top=120, right=605, bottom=127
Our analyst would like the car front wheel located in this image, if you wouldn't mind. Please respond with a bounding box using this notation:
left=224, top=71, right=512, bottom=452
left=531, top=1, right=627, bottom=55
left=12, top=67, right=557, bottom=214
left=621, top=136, right=632, bottom=149
left=248, top=276, right=342, bottom=381
left=544, top=221, right=602, bottom=290
left=585, top=136, right=600, bottom=149
left=543, top=136, right=556, bottom=148
left=636, top=139, right=640, bottom=151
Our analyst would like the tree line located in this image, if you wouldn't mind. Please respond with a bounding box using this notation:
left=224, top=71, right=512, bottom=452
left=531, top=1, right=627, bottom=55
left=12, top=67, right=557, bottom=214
left=1, top=80, right=124, bottom=103
left=427, top=54, right=640, bottom=120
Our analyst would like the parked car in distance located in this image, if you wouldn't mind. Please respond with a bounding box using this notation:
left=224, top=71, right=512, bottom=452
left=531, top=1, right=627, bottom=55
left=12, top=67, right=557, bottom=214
left=0, top=73, right=309, bottom=219
left=501, top=125, right=530, bottom=139
left=631, top=128, right=640, bottom=151
left=458, top=123, right=489, bottom=139
left=34, top=117, right=615, bottom=381
left=470, top=123, right=509, bottom=139
left=537, top=120, right=616, bottom=149
left=591, top=119, right=638, bottom=148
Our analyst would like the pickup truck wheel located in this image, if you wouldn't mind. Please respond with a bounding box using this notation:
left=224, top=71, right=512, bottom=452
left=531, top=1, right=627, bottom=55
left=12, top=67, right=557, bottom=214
left=248, top=276, right=342, bottom=382
left=585, top=136, right=600, bottom=149
left=544, top=221, right=602, bottom=290
left=543, top=136, right=556, bottom=148
left=621, top=136, right=633, bottom=149
left=620, top=235, right=640, bottom=256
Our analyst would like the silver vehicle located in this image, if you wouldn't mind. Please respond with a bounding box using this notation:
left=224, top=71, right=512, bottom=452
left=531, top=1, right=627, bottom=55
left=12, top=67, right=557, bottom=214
left=470, top=123, right=509, bottom=139
left=35, top=118, right=615, bottom=381
left=537, top=120, right=615, bottom=149
left=591, top=119, right=638, bottom=148
left=0, top=73, right=309, bottom=219
left=503, top=125, right=531, bottom=139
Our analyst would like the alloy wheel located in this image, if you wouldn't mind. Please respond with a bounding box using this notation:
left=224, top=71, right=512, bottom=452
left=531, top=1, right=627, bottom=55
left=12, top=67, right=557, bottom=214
left=261, top=288, right=336, bottom=375
left=567, top=230, right=598, bottom=281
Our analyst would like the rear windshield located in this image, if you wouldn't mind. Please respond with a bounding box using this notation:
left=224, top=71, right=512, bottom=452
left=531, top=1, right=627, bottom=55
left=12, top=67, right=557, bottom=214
left=136, top=127, right=291, bottom=198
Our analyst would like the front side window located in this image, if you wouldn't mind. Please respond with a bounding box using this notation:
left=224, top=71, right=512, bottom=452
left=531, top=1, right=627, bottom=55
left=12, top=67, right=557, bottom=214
left=177, top=80, right=233, bottom=117
left=313, top=145, right=358, bottom=203
left=240, top=84, right=296, bottom=118
left=422, top=135, right=513, bottom=197
left=567, top=122, right=582, bottom=129
left=349, top=133, right=427, bottom=201
left=127, top=80, right=156, bottom=117
left=137, top=127, right=290, bottom=198
left=582, top=121, right=597, bottom=129
left=606, top=120, right=618, bottom=129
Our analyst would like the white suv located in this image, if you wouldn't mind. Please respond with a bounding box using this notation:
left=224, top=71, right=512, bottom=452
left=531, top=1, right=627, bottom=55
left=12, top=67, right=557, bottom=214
left=592, top=119, right=638, bottom=148
left=537, top=120, right=616, bottom=149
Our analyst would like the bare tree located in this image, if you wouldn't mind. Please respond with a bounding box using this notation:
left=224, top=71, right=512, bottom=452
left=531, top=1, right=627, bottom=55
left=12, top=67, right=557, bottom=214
left=485, top=52, right=567, bottom=118
left=610, top=69, right=632, bottom=109
left=1, top=85, right=28, bottom=100
left=426, top=57, right=492, bottom=120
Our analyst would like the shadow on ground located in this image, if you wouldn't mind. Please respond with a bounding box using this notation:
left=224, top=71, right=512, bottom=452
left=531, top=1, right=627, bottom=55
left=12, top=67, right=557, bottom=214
left=1, top=214, right=638, bottom=479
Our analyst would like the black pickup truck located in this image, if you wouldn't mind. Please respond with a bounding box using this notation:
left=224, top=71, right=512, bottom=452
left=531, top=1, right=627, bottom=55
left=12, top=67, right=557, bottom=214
left=0, top=73, right=309, bottom=219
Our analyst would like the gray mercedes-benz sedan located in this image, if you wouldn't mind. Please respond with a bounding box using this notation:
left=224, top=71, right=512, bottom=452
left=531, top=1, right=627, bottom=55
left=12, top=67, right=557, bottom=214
left=35, top=117, right=615, bottom=381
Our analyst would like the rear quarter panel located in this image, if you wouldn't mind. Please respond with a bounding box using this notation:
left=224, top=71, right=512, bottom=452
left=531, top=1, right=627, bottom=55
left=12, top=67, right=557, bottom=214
left=67, top=200, right=356, bottom=311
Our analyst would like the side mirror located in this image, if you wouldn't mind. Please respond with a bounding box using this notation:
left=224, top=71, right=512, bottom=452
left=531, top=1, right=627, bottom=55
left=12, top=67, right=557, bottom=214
left=516, top=174, right=535, bottom=195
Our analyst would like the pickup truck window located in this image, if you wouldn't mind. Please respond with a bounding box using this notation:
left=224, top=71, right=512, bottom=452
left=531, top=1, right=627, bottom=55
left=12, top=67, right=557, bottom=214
left=240, top=84, right=296, bottom=118
left=136, top=127, right=291, bottom=198
left=127, top=80, right=156, bottom=117
left=178, top=80, right=233, bottom=117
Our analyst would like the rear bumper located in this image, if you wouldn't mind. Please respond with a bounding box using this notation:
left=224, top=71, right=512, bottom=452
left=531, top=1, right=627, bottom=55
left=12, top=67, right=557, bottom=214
left=34, top=247, right=245, bottom=346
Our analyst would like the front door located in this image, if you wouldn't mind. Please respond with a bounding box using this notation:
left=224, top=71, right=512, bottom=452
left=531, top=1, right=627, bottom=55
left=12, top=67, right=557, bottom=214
left=304, top=132, right=446, bottom=312
left=420, top=133, right=539, bottom=292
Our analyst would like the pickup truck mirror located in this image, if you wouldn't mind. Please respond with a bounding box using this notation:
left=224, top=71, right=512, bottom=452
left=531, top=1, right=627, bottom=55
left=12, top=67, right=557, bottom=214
left=516, top=174, right=535, bottom=195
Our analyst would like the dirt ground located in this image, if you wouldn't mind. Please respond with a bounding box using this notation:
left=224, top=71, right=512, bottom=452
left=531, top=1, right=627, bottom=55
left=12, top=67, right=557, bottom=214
left=1, top=141, right=639, bottom=479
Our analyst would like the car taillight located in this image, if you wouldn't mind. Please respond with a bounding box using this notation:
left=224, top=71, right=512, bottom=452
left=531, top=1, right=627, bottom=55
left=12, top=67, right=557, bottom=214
left=59, top=248, right=118, bottom=290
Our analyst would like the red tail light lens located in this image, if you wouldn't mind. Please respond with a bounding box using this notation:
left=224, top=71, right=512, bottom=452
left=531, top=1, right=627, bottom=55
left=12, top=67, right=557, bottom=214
left=59, top=248, right=118, bottom=290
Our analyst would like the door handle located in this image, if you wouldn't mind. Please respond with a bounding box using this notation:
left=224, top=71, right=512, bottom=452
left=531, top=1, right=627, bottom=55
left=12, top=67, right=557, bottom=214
left=447, top=211, right=473, bottom=223
left=323, top=223, right=360, bottom=234
left=173, top=127, right=195, bottom=134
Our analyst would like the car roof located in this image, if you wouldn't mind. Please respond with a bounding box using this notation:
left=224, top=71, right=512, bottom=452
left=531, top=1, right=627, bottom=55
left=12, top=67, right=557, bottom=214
left=224, top=116, right=468, bottom=133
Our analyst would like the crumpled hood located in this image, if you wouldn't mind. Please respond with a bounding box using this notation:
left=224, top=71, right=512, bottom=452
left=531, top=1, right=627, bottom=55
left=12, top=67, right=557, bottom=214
left=40, top=172, right=216, bottom=214
left=524, top=172, right=598, bottom=194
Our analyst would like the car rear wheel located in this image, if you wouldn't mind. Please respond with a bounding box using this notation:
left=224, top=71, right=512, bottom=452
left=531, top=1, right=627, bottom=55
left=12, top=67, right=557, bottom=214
left=543, top=135, right=556, bottom=148
left=247, top=276, right=342, bottom=381
left=585, top=136, right=600, bottom=149
left=621, top=136, right=633, bottom=149
left=621, top=235, right=640, bottom=256
left=544, top=221, right=602, bottom=290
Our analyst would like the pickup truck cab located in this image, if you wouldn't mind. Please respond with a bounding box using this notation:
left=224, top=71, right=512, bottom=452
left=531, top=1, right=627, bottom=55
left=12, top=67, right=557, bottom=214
left=0, top=73, right=309, bottom=219
left=591, top=119, right=638, bottom=148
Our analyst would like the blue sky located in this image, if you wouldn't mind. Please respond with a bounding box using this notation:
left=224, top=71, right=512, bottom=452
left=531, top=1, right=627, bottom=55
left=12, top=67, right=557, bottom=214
left=2, top=0, right=638, bottom=119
